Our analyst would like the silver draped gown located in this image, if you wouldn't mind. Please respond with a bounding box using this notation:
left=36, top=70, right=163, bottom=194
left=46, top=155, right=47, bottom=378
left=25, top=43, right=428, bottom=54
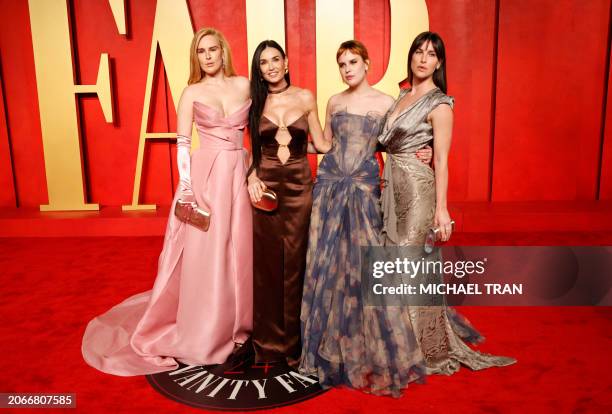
left=378, top=87, right=516, bottom=375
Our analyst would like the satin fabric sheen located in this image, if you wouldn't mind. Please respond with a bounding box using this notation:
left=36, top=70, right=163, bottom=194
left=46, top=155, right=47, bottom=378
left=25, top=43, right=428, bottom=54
left=252, top=114, right=312, bottom=367
left=81, top=100, right=253, bottom=376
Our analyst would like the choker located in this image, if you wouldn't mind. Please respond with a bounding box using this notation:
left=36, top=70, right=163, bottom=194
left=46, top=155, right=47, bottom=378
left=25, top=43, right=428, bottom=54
left=268, top=83, right=290, bottom=94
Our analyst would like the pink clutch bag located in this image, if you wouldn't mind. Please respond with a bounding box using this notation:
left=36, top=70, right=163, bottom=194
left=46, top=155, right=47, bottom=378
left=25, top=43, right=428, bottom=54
left=174, top=199, right=211, bottom=231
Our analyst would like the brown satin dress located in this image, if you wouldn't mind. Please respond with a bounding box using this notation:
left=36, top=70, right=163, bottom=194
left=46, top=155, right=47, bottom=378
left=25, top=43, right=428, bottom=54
left=252, top=113, right=312, bottom=367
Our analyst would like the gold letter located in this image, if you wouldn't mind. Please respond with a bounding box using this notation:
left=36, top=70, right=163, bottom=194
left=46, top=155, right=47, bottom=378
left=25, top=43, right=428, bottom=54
left=315, top=0, right=354, bottom=123
left=316, top=0, right=429, bottom=121
left=122, top=0, right=194, bottom=210
left=314, top=0, right=353, bottom=163
left=246, top=0, right=286, bottom=75
left=108, top=0, right=127, bottom=35
left=371, top=1, right=429, bottom=95
left=29, top=0, right=113, bottom=211
left=316, top=0, right=428, bottom=163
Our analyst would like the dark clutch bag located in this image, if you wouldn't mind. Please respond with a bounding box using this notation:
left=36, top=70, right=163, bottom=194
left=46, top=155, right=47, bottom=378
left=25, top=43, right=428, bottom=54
left=174, top=199, right=211, bottom=231
left=251, top=188, right=278, bottom=212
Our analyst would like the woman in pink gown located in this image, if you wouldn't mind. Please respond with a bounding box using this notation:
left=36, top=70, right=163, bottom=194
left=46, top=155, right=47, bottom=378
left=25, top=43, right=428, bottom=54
left=81, top=28, right=253, bottom=376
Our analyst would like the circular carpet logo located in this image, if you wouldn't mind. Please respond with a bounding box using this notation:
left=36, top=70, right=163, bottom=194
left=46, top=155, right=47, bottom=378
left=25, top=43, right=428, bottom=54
left=146, top=354, right=327, bottom=411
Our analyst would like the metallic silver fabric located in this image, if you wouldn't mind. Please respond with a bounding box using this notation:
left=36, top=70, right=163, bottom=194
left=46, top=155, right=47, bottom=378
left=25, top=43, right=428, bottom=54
left=378, top=87, right=516, bottom=375
left=379, top=87, right=453, bottom=246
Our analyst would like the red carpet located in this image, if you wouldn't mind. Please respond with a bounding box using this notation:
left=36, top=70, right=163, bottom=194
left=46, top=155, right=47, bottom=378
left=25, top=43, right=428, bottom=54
left=1, top=234, right=611, bottom=413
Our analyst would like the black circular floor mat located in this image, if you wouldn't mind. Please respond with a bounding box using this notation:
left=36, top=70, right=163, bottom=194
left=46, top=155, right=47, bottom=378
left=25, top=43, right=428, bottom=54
left=146, top=352, right=327, bottom=411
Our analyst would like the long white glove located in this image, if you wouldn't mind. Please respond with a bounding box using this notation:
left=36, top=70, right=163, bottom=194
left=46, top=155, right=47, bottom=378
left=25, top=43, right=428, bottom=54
left=176, top=134, right=193, bottom=200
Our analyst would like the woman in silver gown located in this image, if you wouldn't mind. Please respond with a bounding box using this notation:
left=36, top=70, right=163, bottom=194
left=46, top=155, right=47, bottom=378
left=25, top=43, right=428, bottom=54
left=378, top=31, right=516, bottom=375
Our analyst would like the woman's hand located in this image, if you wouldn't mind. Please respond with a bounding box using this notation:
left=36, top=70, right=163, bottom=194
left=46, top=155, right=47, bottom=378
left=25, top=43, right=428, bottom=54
left=247, top=174, right=266, bottom=203
left=178, top=178, right=195, bottom=203
left=434, top=207, right=453, bottom=242
left=416, top=145, right=433, bottom=164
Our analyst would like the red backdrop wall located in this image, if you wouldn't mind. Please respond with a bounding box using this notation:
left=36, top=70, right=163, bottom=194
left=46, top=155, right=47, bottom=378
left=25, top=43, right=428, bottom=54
left=0, top=0, right=610, bottom=208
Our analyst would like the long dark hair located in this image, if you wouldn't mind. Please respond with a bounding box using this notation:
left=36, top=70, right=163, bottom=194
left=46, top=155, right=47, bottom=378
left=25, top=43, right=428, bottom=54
left=406, top=31, right=447, bottom=93
left=248, top=40, right=290, bottom=174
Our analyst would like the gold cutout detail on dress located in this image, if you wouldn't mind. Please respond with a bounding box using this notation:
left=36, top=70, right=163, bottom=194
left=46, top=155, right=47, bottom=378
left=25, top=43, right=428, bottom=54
left=274, top=128, right=292, bottom=164
left=261, top=113, right=308, bottom=165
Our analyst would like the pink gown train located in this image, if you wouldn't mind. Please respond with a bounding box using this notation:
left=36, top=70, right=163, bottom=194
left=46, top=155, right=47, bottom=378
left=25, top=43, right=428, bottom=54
left=81, top=100, right=253, bottom=376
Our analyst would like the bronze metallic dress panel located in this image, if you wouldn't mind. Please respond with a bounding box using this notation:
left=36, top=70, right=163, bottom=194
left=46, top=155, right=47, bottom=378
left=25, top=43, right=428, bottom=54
left=252, top=113, right=312, bottom=367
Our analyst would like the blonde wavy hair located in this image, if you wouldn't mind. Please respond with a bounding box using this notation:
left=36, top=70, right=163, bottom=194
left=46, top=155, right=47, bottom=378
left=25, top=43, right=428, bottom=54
left=188, top=28, right=236, bottom=84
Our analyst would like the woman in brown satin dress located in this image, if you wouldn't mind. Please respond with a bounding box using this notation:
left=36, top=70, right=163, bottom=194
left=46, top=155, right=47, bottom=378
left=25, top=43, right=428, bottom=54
left=247, top=40, right=331, bottom=368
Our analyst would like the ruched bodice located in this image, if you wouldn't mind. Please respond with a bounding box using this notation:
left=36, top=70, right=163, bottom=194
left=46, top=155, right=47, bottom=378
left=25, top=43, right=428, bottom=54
left=316, top=111, right=382, bottom=190
left=188, top=100, right=252, bottom=209
left=329, top=112, right=380, bottom=160
left=193, top=100, right=250, bottom=151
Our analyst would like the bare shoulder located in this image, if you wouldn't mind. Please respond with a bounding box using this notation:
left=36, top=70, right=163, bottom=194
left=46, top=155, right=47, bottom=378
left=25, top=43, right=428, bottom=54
left=231, top=75, right=250, bottom=90
left=381, top=93, right=396, bottom=108
left=295, top=86, right=314, bottom=101
left=181, top=84, right=200, bottom=102
left=372, top=88, right=395, bottom=106
left=294, top=87, right=317, bottom=110
left=327, top=92, right=343, bottom=108
left=230, top=76, right=251, bottom=97
left=433, top=98, right=453, bottom=113
left=322, top=92, right=341, bottom=115
left=365, top=88, right=394, bottom=113
left=430, top=101, right=453, bottom=119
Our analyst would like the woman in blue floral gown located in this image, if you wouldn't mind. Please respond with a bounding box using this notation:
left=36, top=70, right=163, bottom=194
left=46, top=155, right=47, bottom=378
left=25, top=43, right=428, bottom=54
left=299, top=41, right=432, bottom=396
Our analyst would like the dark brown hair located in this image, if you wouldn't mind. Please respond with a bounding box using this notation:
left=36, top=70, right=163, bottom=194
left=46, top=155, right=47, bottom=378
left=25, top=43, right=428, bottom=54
left=248, top=40, right=290, bottom=174
left=406, top=31, right=447, bottom=93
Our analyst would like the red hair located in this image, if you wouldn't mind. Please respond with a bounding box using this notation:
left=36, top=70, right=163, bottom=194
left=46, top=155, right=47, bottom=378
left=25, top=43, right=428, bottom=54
left=336, top=40, right=369, bottom=63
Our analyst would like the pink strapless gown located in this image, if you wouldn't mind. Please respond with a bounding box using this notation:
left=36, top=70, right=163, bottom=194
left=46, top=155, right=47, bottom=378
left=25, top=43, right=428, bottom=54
left=82, top=100, right=253, bottom=376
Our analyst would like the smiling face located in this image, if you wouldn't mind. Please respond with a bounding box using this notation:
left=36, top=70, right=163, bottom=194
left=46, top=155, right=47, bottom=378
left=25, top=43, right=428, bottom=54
left=337, top=50, right=368, bottom=87
left=259, top=46, right=287, bottom=85
left=410, top=40, right=440, bottom=82
left=197, top=34, right=223, bottom=77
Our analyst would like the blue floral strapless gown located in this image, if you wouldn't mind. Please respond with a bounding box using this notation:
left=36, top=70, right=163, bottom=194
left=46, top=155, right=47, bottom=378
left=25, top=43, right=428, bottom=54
left=299, top=111, right=424, bottom=396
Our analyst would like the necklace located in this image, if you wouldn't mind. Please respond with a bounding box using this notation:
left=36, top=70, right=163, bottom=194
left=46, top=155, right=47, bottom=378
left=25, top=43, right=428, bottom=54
left=268, top=83, right=290, bottom=94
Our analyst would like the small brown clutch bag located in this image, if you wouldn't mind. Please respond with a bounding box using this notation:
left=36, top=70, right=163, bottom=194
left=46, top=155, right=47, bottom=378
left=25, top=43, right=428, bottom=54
left=251, top=188, right=278, bottom=212
left=174, top=199, right=211, bottom=231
